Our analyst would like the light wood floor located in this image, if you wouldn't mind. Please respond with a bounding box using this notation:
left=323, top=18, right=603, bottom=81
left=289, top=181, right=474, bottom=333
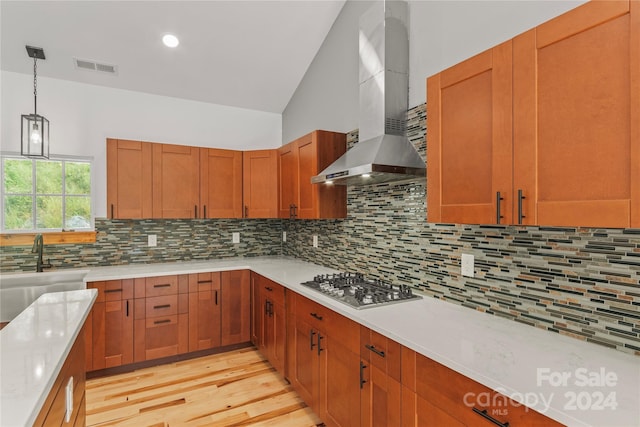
left=85, top=347, right=322, bottom=427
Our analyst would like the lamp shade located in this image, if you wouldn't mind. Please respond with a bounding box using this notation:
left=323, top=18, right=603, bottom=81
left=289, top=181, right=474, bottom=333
left=21, top=113, right=50, bottom=158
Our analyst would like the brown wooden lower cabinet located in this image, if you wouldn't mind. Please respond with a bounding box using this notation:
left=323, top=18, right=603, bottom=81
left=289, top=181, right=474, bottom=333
left=252, top=272, right=286, bottom=373
left=86, top=280, right=134, bottom=370
left=221, top=270, right=251, bottom=346
left=34, top=332, right=86, bottom=427
left=288, top=292, right=361, bottom=427
left=188, top=272, right=222, bottom=352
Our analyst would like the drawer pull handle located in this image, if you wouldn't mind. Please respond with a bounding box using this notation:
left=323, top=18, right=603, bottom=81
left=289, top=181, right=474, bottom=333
left=153, top=304, right=171, bottom=309
left=365, top=344, right=386, bottom=358
left=472, top=408, right=509, bottom=427
left=154, top=284, right=171, bottom=288
left=154, top=319, right=171, bottom=325
left=265, top=286, right=273, bottom=292
left=310, top=312, right=323, bottom=321
left=197, top=280, right=213, bottom=284
left=359, top=361, right=367, bottom=389
left=104, top=289, right=122, bottom=293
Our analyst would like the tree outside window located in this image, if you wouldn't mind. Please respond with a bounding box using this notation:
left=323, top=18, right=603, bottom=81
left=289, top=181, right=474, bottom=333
left=2, top=156, right=92, bottom=231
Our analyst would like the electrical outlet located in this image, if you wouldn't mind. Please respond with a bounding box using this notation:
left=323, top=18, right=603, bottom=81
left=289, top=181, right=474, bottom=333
left=313, top=235, right=318, bottom=248
left=282, top=231, right=287, bottom=242
left=148, top=235, right=157, bottom=247
left=461, top=253, right=474, bottom=278
left=232, top=232, right=240, bottom=244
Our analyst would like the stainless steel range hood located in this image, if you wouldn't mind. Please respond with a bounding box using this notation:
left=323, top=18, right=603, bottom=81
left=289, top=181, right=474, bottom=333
left=312, top=0, right=425, bottom=186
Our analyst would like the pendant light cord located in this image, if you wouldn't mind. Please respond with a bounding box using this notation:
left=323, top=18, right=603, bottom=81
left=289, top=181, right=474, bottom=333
left=33, top=56, right=38, bottom=116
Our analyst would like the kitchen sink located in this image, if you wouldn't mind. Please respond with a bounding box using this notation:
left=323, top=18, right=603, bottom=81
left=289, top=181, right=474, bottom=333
left=0, top=270, right=89, bottom=323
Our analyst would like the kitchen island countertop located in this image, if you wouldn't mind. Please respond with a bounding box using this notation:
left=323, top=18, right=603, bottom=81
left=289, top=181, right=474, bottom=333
left=0, top=289, right=97, bottom=427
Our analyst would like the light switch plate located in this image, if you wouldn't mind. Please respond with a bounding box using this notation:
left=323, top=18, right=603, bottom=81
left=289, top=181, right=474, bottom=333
left=282, top=231, right=287, bottom=242
left=461, top=253, right=474, bottom=278
left=312, top=235, right=318, bottom=248
left=232, top=232, right=240, bottom=244
left=148, top=235, right=157, bottom=247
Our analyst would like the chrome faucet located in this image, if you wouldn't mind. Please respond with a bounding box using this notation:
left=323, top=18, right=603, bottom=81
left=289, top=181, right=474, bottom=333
left=32, top=234, right=52, bottom=272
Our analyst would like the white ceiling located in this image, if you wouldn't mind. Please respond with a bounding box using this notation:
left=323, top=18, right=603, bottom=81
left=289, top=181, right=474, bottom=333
left=0, top=0, right=346, bottom=114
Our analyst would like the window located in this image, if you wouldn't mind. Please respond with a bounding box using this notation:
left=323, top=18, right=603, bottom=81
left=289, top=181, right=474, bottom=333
left=1, top=155, right=93, bottom=232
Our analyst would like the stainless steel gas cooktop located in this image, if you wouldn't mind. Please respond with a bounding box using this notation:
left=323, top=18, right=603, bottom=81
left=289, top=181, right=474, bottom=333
left=300, top=272, right=421, bottom=309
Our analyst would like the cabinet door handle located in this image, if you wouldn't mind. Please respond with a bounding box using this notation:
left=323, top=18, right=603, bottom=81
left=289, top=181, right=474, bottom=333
left=310, top=312, right=323, bottom=321
left=244, top=205, right=248, bottom=218
left=317, top=333, right=324, bottom=355
left=104, top=289, right=122, bottom=294
left=204, top=205, right=207, bottom=219
left=294, top=204, right=298, bottom=218
left=472, top=408, right=509, bottom=427
left=154, top=284, right=171, bottom=288
left=365, top=344, right=386, bottom=358
left=215, top=290, right=218, bottom=305
left=154, top=319, right=171, bottom=325
left=517, top=189, right=526, bottom=225
left=289, top=204, right=294, bottom=219
left=359, top=361, right=367, bottom=389
left=496, top=192, right=504, bottom=224
left=269, top=301, right=274, bottom=317
left=194, top=205, right=198, bottom=219
left=310, top=329, right=316, bottom=351
left=110, top=204, right=114, bottom=219
left=153, top=304, right=171, bottom=309
left=265, top=300, right=270, bottom=315
left=126, top=300, right=129, bottom=317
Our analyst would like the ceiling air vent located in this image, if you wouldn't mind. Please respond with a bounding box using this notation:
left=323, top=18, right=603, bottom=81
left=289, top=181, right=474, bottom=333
left=73, top=58, right=118, bottom=75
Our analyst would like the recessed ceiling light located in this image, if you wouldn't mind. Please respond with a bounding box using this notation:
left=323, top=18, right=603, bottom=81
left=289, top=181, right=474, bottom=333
left=162, top=34, right=179, bottom=48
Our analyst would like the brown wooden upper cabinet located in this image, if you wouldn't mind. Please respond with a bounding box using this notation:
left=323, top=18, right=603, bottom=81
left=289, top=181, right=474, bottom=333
left=107, top=139, right=244, bottom=219
left=152, top=143, right=200, bottom=219
left=200, top=148, right=243, bottom=218
left=278, top=130, right=347, bottom=219
left=106, top=139, right=153, bottom=219
left=427, top=0, right=639, bottom=228
left=243, top=149, right=278, bottom=218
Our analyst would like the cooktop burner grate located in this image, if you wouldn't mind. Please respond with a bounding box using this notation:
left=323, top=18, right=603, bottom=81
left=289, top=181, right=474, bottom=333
left=300, top=272, right=422, bottom=309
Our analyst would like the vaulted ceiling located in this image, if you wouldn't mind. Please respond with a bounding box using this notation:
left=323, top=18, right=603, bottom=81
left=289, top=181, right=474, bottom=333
left=1, top=1, right=346, bottom=113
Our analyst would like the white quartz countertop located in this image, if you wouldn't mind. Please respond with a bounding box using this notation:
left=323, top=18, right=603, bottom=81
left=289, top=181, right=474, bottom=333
left=2, top=257, right=638, bottom=426
left=0, top=289, right=97, bottom=427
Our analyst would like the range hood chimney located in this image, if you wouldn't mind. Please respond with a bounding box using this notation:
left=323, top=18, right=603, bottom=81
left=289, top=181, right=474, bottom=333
left=312, top=0, right=425, bottom=186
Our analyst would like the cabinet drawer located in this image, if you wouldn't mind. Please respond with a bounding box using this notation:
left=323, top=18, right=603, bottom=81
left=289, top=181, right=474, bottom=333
left=416, top=353, right=563, bottom=426
left=145, top=276, right=178, bottom=297
left=145, top=295, right=178, bottom=318
left=88, top=279, right=133, bottom=302
left=360, top=326, right=401, bottom=381
left=261, top=280, right=285, bottom=306
left=295, top=294, right=328, bottom=330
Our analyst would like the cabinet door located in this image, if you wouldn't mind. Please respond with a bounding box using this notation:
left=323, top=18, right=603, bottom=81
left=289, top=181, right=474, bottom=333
left=297, top=131, right=347, bottom=219
left=427, top=41, right=513, bottom=225
left=220, top=270, right=251, bottom=346
left=278, top=142, right=299, bottom=218
left=243, top=149, right=278, bottom=218
left=89, top=280, right=133, bottom=370
left=269, top=299, right=287, bottom=374
left=513, top=0, right=639, bottom=227
left=360, top=364, right=402, bottom=427
left=320, top=334, right=361, bottom=427
left=200, top=148, right=243, bottom=219
left=152, top=143, right=200, bottom=218
left=106, top=139, right=152, bottom=219
left=188, top=274, right=221, bottom=352
left=290, top=316, right=320, bottom=413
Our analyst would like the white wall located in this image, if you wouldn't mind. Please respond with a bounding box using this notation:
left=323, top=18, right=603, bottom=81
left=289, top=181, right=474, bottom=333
left=282, top=0, right=586, bottom=143
left=1, top=71, right=282, bottom=218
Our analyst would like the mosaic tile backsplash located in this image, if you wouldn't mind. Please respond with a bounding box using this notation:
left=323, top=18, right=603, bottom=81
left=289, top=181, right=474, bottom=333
left=1, top=103, right=638, bottom=357
left=0, top=218, right=282, bottom=271
left=283, top=104, right=640, bottom=356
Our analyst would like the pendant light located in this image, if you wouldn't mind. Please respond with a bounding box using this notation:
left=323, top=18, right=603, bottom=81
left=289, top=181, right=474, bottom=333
left=21, top=45, right=49, bottom=159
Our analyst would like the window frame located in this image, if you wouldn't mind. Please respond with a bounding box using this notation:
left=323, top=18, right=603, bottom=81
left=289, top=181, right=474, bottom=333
left=0, top=152, right=95, bottom=234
